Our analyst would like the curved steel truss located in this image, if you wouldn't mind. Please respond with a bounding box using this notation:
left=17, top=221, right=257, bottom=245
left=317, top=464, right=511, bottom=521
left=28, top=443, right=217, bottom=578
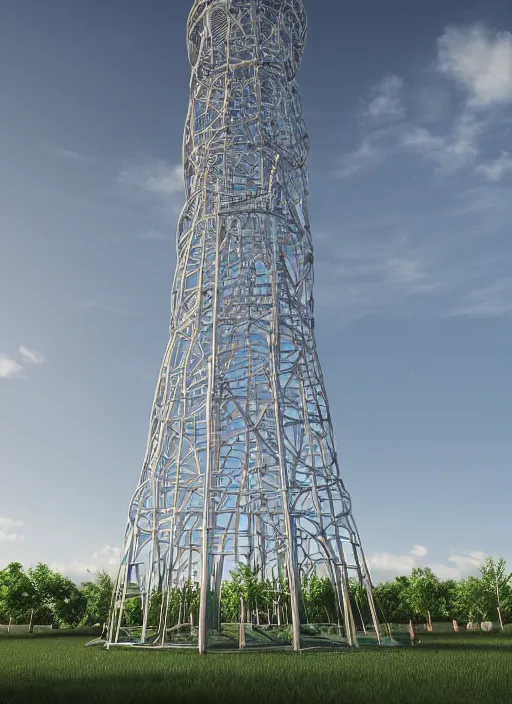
left=107, top=0, right=381, bottom=652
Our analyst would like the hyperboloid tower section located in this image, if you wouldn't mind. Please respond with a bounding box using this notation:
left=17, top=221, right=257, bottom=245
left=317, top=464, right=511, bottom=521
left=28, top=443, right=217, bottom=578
left=107, top=0, right=381, bottom=653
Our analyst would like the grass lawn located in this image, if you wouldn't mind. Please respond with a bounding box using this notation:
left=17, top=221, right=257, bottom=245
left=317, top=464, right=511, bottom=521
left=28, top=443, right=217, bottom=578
left=0, top=632, right=511, bottom=704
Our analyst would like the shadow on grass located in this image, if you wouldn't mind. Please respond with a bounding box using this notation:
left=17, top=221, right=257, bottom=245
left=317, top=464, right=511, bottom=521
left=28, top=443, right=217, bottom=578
left=419, top=642, right=512, bottom=652
left=0, top=629, right=102, bottom=641
left=0, top=673, right=373, bottom=704
left=2, top=635, right=512, bottom=704
left=412, top=632, right=512, bottom=653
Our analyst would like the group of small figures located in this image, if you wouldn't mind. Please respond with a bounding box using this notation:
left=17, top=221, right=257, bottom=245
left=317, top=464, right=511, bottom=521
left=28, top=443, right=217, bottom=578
left=460, top=620, right=494, bottom=632
left=406, top=618, right=493, bottom=646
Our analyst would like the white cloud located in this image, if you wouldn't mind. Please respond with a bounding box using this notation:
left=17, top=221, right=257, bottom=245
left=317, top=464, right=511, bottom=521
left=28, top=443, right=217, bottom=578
left=119, top=159, right=184, bottom=196
left=51, top=545, right=121, bottom=584
left=401, top=114, right=483, bottom=174
left=368, top=546, right=487, bottom=582
left=448, top=551, right=486, bottom=573
left=340, top=23, right=512, bottom=184
left=0, top=517, right=24, bottom=542
left=91, top=544, right=121, bottom=565
left=365, top=75, right=404, bottom=119
left=341, top=111, right=484, bottom=179
left=454, top=183, right=512, bottom=218
left=437, top=24, right=512, bottom=107
left=386, top=258, right=431, bottom=287
left=368, top=551, right=417, bottom=574
left=475, top=152, right=512, bottom=181
left=428, top=552, right=486, bottom=581
left=415, top=86, right=451, bottom=123
left=410, top=544, right=428, bottom=557
left=401, top=127, right=444, bottom=152
left=450, top=279, right=512, bottom=317
left=315, top=239, right=437, bottom=319
left=118, top=157, right=184, bottom=222
left=19, top=345, right=45, bottom=365
left=0, top=355, right=23, bottom=379
left=369, top=544, right=427, bottom=572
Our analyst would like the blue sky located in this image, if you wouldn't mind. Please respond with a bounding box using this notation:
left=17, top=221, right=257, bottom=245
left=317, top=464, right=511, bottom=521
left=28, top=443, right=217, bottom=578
left=1, top=0, right=511, bottom=584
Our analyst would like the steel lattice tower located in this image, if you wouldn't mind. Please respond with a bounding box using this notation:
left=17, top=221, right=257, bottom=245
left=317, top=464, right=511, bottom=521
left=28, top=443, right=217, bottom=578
left=107, top=0, right=381, bottom=653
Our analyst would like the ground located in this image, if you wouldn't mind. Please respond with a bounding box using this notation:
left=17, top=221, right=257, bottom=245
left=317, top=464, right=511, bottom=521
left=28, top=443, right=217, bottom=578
left=0, top=631, right=511, bottom=704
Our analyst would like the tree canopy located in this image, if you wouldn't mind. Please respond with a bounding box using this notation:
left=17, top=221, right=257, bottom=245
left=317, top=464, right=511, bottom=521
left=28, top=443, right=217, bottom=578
left=1, top=557, right=511, bottom=631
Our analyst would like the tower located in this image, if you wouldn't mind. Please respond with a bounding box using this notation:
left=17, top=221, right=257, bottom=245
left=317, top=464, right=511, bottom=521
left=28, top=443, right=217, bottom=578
left=107, top=0, right=381, bottom=653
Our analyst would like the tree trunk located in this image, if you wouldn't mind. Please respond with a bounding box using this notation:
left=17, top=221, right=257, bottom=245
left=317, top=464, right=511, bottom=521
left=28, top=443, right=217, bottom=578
left=239, top=597, right=246, bottom=649
left=408, top=619, right=416, bottom=645
left=497, top=606, right=504, bottom=631
left=7, top=616, right=12, bottom=634
left=426, top=611, right=433, bottom=632
left=28, top=609, right=34, bottom=635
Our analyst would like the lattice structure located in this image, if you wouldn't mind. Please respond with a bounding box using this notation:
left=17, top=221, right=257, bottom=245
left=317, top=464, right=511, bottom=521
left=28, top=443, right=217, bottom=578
left=107, top=0, right=381, bottom=653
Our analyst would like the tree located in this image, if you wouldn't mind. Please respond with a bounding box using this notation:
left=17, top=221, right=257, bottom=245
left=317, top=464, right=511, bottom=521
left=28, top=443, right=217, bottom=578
left=54, top=585, right=87, bottom=627
left=349, top=578, right=370, bottom=631
left=478, top=557, right=512, bottom=629
left=123, top=597, right=142, bottom=627
left=373, top=576, right=410, bottom=624
left=223, top=565, right=267, bottom=628
left=303, top=575, right=337, bottom=624
left=80, top=571, right=113, bottom=629
left=221, top=578, right=242, bottom=622
left=28, top=563, right=86, bottom=627
left=439, top=579, right=457, bottom=620
left=453, top=576, right=486, bottom=622
left=403, top=568, right=448, bottom=629
left=0, top=563, right=37, bottom=628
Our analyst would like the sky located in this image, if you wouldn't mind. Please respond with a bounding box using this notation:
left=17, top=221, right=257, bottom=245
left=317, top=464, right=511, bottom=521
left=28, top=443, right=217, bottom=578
left=1, top=0, right=511, bottom=585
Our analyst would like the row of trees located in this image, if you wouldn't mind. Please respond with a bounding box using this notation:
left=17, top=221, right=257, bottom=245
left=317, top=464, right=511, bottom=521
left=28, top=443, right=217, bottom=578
left=0, top=562, right=113, bottom=631
left=1, top=557, right=511, bottom=632
left=373, top=558, right=511, bottom=629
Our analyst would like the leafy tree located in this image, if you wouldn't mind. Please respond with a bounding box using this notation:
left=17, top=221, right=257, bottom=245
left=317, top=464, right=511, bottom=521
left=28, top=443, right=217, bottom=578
left=123, top=597, right=142, bottom=626
left=3, top=555, right=510, bottom=635
left=373, top=576, right=410, bottom=624
left=303, top=575, right=337, bottom=624
left=223, top=565, right=265, bottom=625
left=238, top=564, right=268, bottom=624
left=53, top=585, right=86, bottom=627
left=453, top=576, right=486, bottom=622
left=403, top=568, right=449, bottom=629
left=28, top=563, right=86, bottom=627
left=439, top=579, right=457, bottom=620
left=166, top=588, right=182, bottom=627
left=221, top=577, right=242, bottom=622
left=161, top=581, right=201, bottom=628
left=0, top=563, right=37, bottom=627
left=349, top=578, right=371, bottom=630
left=148, top=590, right=163, bottom=629
left=478, top=557, right=512, bottom=628
left=80, top=571, right=113, bottom=629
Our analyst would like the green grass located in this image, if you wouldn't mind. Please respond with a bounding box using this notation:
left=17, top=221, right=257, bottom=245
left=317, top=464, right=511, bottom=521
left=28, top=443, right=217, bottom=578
left=0, top=632, right=511, bottom=704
